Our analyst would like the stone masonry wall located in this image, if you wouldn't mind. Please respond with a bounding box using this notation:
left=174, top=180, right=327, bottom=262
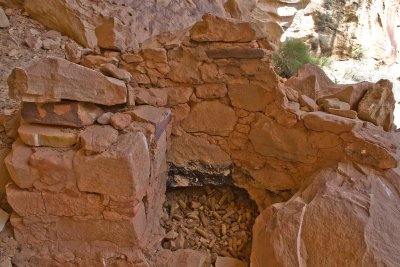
left=69, top=13, right=397, bottom=210
left=3, top=13, right=400, bottom=266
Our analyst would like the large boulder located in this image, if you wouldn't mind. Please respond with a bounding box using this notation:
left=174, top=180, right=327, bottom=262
left=8, top=57, right=127, bottom=106
left=251, top=163, right=400, bottom=267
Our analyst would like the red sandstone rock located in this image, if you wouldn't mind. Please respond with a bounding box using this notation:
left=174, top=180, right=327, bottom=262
left=21, top=101, right=103, bottom=128
left=190, top=14, right=264, bottom=42
left=110, top=112, right=132, bottom=130
left=206, top=47, right=267, bottom=59
left=156, top=249, right=211, bottom=267
left=215, top=257, right=247, bottom=267
left=357, top=79, right=395, bottom=131
left=8, top=57, right=127, bottom=105
left=100, top=63, right=132, bottom=82
left=195, top=83, right=227, bottom=99
left=95, top=17, right=138, bottom=51
left=134, top=88, right=168, bottom=107
left=251, top=163, right=400, bottom=267
left=166, top=87, right=193, bottom=106
left=303, top=111, right=362, bottom=134
left=182, top=101, right=237, bottom=137
left=228, top=84, right=274, bottom=112
left=285, top=64, right=372, bottom=108
left=168, top=134, right=232, bottom=186
left=299, top=94, right=319, bottom=111
left=79, top=125, right=118, bottom=154
left=127, top=105, right=171, bottom=141
left=249, top=113, right=317, bottom=163
left=74, top=132, right=150, bottom=197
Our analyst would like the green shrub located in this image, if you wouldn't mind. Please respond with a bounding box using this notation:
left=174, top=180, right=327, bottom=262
left=272, top=39, right=330, bottom=78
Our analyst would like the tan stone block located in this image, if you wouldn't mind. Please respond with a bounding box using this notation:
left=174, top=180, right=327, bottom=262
left=6, top=183, right=46, bottom=216
left=79, top=125, right=118, bottom=154
left=8, top=57, right=127, bottom=105
left=195, top=83, right=227, bottom=99
left=18, top=124, right=78, bottom=147
left=74, top=132, right=150, bottom=197
left=228, top=84, right=274, bottom=112
left=166, top=87, right=193, bottom=106
left=5, top=140, right=37, bottom=189
left=182, top=101, right=237, bottom=136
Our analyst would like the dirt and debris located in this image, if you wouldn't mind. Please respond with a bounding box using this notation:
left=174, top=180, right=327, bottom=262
left=161, top=186, right=258, bottom=265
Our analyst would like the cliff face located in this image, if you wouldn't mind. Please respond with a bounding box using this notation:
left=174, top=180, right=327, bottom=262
left=282, top=0, right=400, bottom=61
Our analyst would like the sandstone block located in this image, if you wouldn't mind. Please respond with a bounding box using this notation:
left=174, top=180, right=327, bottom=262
left=299, top=94, right=319, bottom=111
left=182, top=101, right=237, bottom=136
left=320, top=98, right=350, bottom=111
left=215, top=257, right=247, bottom=267
left=96, top=112, right=113, bottom=125
left=166, top=87, right=193, bottom=106
left=134, top=88, right=168, bottom=107
left=79, top=125, right=118, bottom=154
left=42, top=191, right=104, bottom=217
left=327, top=108, right=358, bottom=119
left=5, top=140, right=37, bottom=189
left=167, top=134, right=233, bottom=187
left=157, top=249, right=211, bottom=267
left=228, top=84, right=274, bottom=112
left=110, top=112, right=132, bottom=130
left=127, top=105, right=171, bottom=141
left=74, top=132, right=150, bottom=197
left=195, top=83, right=227, bottom=99
left=18, top=124, right=78, bottom=148
left=249, top=114, right=317, bottom=163
left=21, top=101, right=103, bottom=128
left=100, top=63, right=132, bottom=82
left=8, top=57, right=127, bottom=105
left=206, top=47, right=267, bottom=59
left=303, top=112, right=362, bottom=134
left=250, top=167, right=295, bottom=193
left=358, top=79, right=395, bottom=131
left=190, top=14, right=264, bottom=42
left=6, top=183, right=46, bottom=216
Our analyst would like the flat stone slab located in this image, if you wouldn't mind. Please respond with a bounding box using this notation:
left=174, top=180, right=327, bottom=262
left=18, top=124, right=78, bottom=148
left=21, top=101, right=103, bottom=128
left=8, top=57, right=127, bottom=105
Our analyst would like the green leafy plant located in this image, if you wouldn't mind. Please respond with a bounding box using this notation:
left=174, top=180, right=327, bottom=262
left=272, top=39, right=330, bottom=78
left=350, top=44, right=364, bottom=60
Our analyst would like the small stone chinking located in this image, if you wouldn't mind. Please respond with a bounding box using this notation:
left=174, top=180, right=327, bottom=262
left=1, top=12, right=400, bottom=267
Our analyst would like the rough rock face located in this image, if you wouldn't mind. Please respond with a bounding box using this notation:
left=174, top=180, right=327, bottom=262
left=251, top=163, right=400, bottom=267
left=23, top=0, right=231, bottom=50
left=283, top=0, right=400, bottom=61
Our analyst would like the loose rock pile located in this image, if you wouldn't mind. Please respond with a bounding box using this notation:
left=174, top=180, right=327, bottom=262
left=161, top=186, right=257, bottom=264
